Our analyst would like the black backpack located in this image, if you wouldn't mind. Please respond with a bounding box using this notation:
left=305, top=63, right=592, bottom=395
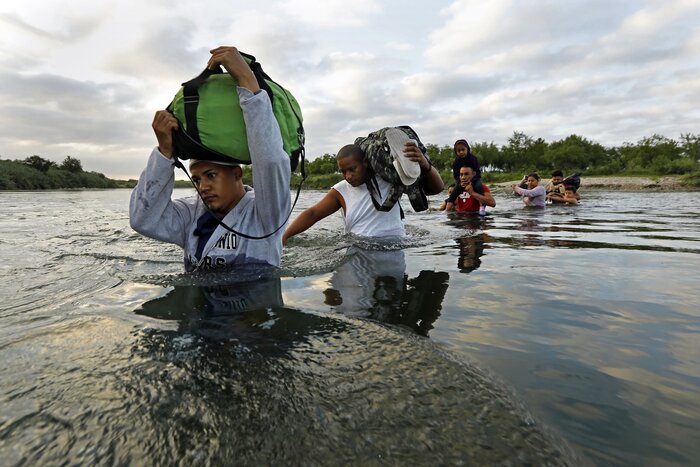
left=564, top=173, right=581, bottom=190
left=354, top=126, right=429, bottom=212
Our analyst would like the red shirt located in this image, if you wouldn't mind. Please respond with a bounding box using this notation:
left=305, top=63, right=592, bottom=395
left=455, top=184, right=490, bottom=212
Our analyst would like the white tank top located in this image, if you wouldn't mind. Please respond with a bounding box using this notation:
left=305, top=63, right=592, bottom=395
left=332, top=177, right=405, bottom=237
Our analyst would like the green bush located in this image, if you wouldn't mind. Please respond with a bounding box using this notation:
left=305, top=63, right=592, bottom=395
left=292, top=172, right=343, bottom=189
left=651, top=157, right=698, bottom=175
left=481, top=172, right=522, bottom=184
left=0, top=158, right=117, bottom=190
left=679, top=171, right=700, bottom=187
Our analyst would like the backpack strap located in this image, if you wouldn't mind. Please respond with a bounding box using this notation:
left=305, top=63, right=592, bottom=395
left=365, top=173, right=386, bottom=211
left=179, top=56, right=275, bottom=145
left=171, top=157, right=305, bottom=240
left=365, top=173, right=404, bottom=212
left=242, top=52, right=306, bottom=174
left=240, top=52, right=275, bottom=106
left=181, top=67, right=221, bottom=143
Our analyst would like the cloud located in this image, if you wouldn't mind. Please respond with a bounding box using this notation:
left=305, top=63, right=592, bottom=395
left=585, top=1, right=700, bottom=68
left=387, top=42, right=415, bottom=52
left=404, top=0, right=700, bottom=148
left=280, top=0, right=382, bottom=28
left=104, top=20, right=207, bottom=81
left=0, top=69, right=152, bottom=177
left=289, top=52, right=415, bottom=158
left=397, top=71, right=503, bottom=104
left=2, top=0, right=700, bottom=178
left=427, top=0, right=700, bottom=77
left=0, top=11, right=99, bottom=43
left=217, top=15, right=319, bottom=80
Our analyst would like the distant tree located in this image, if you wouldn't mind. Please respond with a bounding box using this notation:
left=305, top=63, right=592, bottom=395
left=24, top=155, right=56, bottom=172
left=306, top=153, right=338, bottom=175
left=59, top=156, right=83, bottom=173
left=591, top=146, right=625, bottom=174
left=501, top=131, right=543, bottom=172
left=424, top=144, right=453, bottom=172
left=619, top=134, right=681, bottom=173
left=546, top=138, right=586, bottom=172
left=545, top=134, right=607, bottom=172
left=528, top=137, right=548, bottom=170
left=471, top=142, right=501, bottom=171
left=679, top=133, right=700, bottom=161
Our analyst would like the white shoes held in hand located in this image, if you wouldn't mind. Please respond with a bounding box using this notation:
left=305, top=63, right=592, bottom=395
left=386, top=128, right=421, bottom=186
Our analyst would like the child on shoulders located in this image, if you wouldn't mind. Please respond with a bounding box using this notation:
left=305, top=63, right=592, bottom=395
left=446, top=139, right=487, bottom=215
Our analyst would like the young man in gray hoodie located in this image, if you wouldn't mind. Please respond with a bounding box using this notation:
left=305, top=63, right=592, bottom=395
left=129, top=46, right=291, bottom=272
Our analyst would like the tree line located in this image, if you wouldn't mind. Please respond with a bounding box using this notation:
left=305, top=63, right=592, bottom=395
left=4, top=131, right=700, bottom=190
left=0, top=155, right=118, bottom=190
left=301, top=132, right=700, bottom=180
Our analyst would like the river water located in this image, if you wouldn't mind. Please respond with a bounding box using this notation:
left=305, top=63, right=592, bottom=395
left=1, top=188, right=699, bottom=466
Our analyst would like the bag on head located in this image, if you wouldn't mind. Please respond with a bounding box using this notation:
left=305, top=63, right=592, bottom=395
left=167, top=52, right=304, bottom=171
left=354, top=126, right=430, bottom=212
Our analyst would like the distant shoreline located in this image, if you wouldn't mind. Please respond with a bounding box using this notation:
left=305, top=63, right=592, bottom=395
left=150, top=175, right=697, bottom=192
left=1, top=176, right=696, bottom=192
left=490, top=175, right=694, bottom=192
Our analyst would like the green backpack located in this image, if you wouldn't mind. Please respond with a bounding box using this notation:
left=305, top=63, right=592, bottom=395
left=167, top=52, right=304, bottom=171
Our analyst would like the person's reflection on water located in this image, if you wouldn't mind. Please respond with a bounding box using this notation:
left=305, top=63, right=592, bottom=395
left=323, top=246, right=449, bottom=336
left=125, top=276, right=366, bottom=464
left=456, top=232, right=492, bottom=273
left=122, top=269, right=573, bottom=466
left=515, top=210, right=546, bottom=247
left=446, top=210, right=493, bottom=227
left=136, top=275, right=284, bottom=320
left=134, top=275, right=339, bottom=353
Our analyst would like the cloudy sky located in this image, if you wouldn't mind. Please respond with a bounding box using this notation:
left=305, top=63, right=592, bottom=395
left=1, top=0, right=699, bottom=179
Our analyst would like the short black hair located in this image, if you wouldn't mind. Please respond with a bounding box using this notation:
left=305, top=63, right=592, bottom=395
left=552, top=170, right=563, bottom=177
left=336, top=144, right=365, bottom=162
left=527, top=172, right=540, bottom=181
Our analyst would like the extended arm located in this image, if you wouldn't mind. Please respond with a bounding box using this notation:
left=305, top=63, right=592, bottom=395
left=283, top=189, right=343, bottom=245
left=209, top=46, right=291, bottom=231
left=513, top=185, right=526, bottom=196
left=513, top=185, right=544, bottom=198
left=129, top=111, right=193, bottom=246
left=241, top=88, right=291, bottom=230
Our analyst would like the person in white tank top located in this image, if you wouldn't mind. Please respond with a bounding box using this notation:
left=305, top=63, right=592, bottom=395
left=283, top=142, right=444, bottom=244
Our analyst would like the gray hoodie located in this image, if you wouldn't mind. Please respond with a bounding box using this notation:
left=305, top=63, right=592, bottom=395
left=129, top=88, right=291, bottom=272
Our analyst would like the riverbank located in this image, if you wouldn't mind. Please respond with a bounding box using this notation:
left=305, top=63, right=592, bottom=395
left=2, top=175, right=696, bottom=192
left=490, top=175, right=694, bottom=192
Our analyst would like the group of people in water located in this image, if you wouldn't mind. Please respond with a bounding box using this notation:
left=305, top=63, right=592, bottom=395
left=129, top=46, right=581, bottom=273
left=511, top=170, right=581, bottom=208
left=436, top=139, right=581, bottom=213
